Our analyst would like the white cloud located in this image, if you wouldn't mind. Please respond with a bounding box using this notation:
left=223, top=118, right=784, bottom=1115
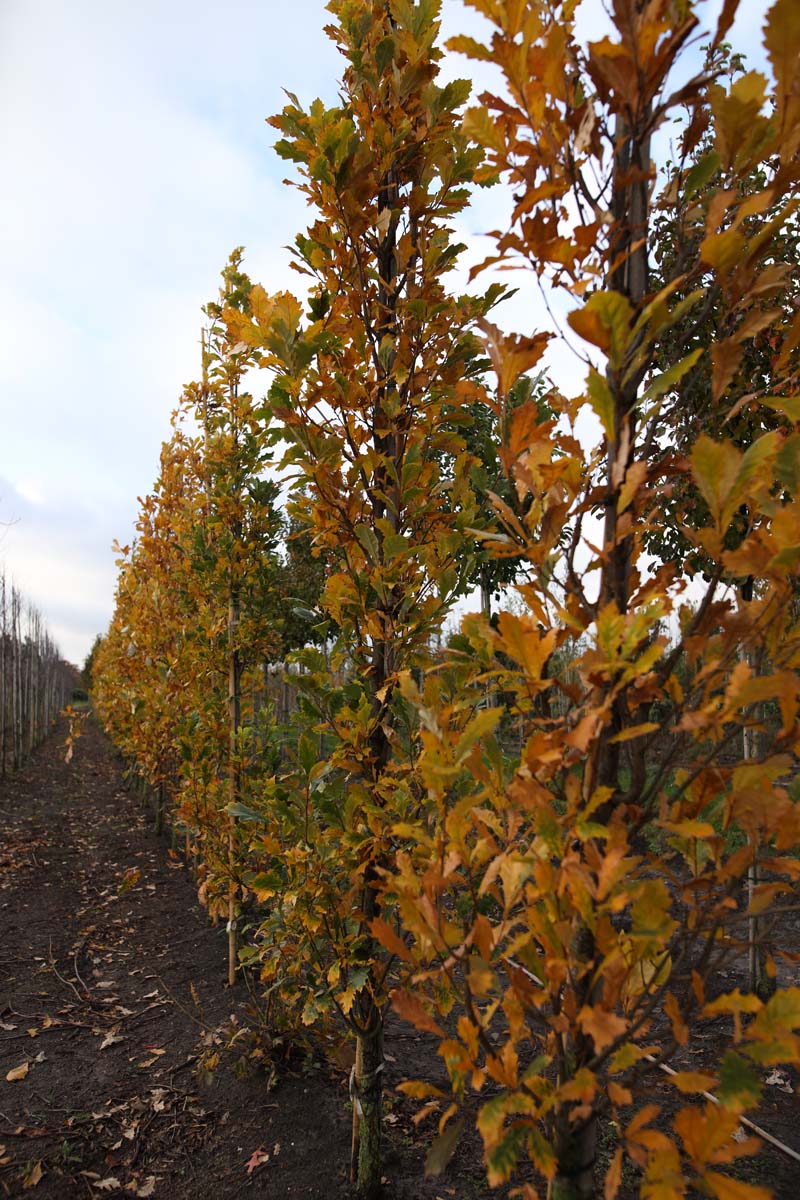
left=0, top=0, right=774, bottom=665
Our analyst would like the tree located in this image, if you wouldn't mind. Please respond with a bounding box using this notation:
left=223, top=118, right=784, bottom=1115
left=224, top=1, right=517, bottom=1192
left=274, top=508, right=330, bottom=657
left=645, top=40, right=800, bottom=1000
left=377, top=1, right=800, bottom=1197
left=82, top=634, right=103, bottom=693
left=94, top=253, right=284, bottom=976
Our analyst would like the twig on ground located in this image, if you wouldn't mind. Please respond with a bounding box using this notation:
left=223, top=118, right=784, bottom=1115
left=648, top=1057, right=800, bottom=1165
left=47, top=937, right=92, bottom=1008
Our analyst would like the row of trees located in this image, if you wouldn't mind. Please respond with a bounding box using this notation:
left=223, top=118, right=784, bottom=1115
left=92, top=251, right=329, bottom=982
left=93, top=1, right=800, bottom=1197
left=0, top=567, right=76, bottom=776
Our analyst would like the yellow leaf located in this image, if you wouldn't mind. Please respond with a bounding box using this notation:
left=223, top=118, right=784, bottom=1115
left=496, top=611, right=557, bottom=681
left=568, top=292, right=634, bottom=370
left=609, top=721, right=660, bottom=744
left=690, top=435, right=742, bottom=530
left=704, top=1170, right=771, bottom=1200
left=587, top=368, right=615, bottom=440
left=669, top=1071, right=717, bottom=1094
left=6, top=1061, right=29, bottom=1082
left=22, top=1161, right=43, bottom=1190
left=764, top=0, right=800, bottom=131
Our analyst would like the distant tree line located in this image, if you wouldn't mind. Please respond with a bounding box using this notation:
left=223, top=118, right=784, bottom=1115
left=0, top=566, right=76, bottom=776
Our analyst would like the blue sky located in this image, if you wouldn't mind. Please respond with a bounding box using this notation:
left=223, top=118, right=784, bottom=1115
left=0, top=0, right=769, bottom=664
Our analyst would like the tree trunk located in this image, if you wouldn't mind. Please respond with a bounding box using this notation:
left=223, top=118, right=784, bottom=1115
left=740, top=577, right=775, bottom=999
left=553, top=1107, right=597, bottom=1200
left=558, top=105, right=652, bottom=1192
left=355, top=1017, right=383, bottom=1199
left=154, top=782, right=165, bottom=835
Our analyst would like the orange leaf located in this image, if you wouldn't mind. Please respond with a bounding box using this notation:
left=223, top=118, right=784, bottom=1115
left=370, top=917, right=411, bottom=962
left=391, top=989, right=445, bottom=1037
left=578, top=1005, right=628, bottom=1052
left=604, top=1147, right=623, bottom=1199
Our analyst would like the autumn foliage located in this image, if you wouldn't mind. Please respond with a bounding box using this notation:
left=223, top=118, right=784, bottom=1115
left=93, top=1, right=800, bottom=1197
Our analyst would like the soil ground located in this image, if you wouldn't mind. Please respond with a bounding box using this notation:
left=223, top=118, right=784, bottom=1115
left=1, top=721, right=798, bottom=1198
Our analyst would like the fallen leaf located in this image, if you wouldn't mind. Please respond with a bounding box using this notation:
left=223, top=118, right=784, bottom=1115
left=765, top=1068, right=794, bottom=1094
left=0, top=1021, right=17, bottom=1031
left=246, top=1148, right=270, bottom=1175
left=93, top=1178, right=121, bottom=1192
left=136, top=1180, right=157, bottom=1198
left=23, top=1161, right=43, bottom=1189
left=6, top=1062, right=30, bottom=1082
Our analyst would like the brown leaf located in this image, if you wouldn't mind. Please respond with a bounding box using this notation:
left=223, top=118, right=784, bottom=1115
left=6, top=1061, right=29, bottom=1082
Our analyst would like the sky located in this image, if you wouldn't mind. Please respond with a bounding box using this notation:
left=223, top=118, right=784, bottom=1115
left=0, top=0, right=770, bottom=666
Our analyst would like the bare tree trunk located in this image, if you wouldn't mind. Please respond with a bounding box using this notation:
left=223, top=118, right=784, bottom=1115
left=227, top=590, right=241, bottom=988
left=1, top=571, right=7, bottom=779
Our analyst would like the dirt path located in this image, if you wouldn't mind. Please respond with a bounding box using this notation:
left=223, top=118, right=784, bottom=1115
left=2, top=722, right=798, bottom=1199
left=0, top=721, right=360, bottom=1199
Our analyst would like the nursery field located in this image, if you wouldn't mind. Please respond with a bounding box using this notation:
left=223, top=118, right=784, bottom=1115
left=1, top=723, right=799, bottom=1200
left=0, top=721, right=503, bottom=1200
left=5, top=1, right=800, bottom=1197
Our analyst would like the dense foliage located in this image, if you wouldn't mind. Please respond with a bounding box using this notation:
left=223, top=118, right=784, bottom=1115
left=94, top=2, right=800, bottom=1197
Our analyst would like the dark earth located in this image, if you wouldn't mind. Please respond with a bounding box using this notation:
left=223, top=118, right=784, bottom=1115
left=1, top=721, right=799, bottom=1198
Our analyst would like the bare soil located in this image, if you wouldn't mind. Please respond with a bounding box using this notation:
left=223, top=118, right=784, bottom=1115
left=1, top=721, right=798, bottom=1198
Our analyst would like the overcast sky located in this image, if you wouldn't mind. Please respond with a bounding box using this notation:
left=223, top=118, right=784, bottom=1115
left=0, top=0, right=768, bottom=666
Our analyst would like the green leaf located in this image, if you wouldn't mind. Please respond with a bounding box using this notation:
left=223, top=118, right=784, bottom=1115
left=455, top=706, right=502, bottom=762
left=762, top=395, right=800, bottom=423
left=375, top=35, right=395, bottom=74
left=643, top=348, right=703, bottom=401
left=347, top=964, right=370, bottom=993
left=587, top=367, right=615, bottom=439
left=685, top=150, right=721, bottom=196
left=225, top=801, right=267, bottom=823
left=298, top=731, right=318, bottom=773
left=354, top=524, right=380, bottom=563
left=486, top=1123, right=528, bottom=1186
left=716, top=1051, right=762, bottom=1110
left=425, top=1117, right=464, bottom=1176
